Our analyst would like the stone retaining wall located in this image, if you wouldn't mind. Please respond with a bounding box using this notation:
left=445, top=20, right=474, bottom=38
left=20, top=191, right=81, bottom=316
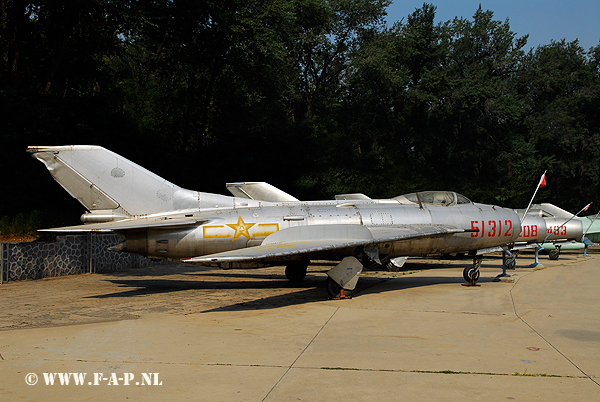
left=0, top=234, right=165, bottom=283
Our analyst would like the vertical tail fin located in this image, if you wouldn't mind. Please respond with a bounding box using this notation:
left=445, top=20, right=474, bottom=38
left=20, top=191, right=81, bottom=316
left=27, top=146, right=199, bottom=217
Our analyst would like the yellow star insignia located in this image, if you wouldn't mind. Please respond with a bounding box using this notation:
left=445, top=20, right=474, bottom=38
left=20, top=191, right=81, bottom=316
left=227, top=216, right=256, bottom=241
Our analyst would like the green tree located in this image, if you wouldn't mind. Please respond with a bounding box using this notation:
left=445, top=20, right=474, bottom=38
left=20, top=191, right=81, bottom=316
left=1, top=0, right=598, bottom=222
left=318, top=4, right=531, bottom=203
left=514, top=40, right=600, bottom=210
left=421, top=7, right=528, bottom=201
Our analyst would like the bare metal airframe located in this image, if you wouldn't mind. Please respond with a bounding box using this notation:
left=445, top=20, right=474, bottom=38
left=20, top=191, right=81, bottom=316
left=28, top=145, right=525, bottom=297
left=517, top=204, right=590, bottom=260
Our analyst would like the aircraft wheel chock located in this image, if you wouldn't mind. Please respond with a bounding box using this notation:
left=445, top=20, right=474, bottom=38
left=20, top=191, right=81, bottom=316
left=326, top=277, right=350, bottom=299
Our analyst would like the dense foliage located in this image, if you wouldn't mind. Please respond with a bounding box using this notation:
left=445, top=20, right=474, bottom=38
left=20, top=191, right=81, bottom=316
left=1, top=1, right=599, bottom=230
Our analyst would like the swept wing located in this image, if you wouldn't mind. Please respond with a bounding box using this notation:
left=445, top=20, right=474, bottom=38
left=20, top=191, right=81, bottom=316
left=184, top=224, right=466, bottom=264
left=39, top=217, right=205, bottom=232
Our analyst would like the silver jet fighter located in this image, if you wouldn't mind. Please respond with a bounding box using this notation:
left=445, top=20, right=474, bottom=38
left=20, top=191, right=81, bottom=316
left=28, top=146, right=521, bottom=298
left=515, top=204, right=586, bottom=260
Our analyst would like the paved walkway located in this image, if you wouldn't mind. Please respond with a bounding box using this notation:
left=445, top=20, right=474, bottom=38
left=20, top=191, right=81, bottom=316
left=1, top=253, right=598, bottom=401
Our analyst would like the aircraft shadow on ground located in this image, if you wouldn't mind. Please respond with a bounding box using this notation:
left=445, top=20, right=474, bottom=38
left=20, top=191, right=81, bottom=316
left=89, top=275, right=323, bottom=298
left=105, top=263, right=215, bottom=278
left=103, top=261, right=339, bottom=279
left=201, top=273, right=504, bottom=312
left=87, top=260, right=510, bottom=312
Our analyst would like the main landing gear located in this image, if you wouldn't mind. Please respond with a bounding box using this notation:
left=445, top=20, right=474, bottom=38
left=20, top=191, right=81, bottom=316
left=325, top=256, right=365, bottom=299
left=325, top=277, right=351, bottom=299
left=285, top=260, right=309, bottom=282
left=503, top=251, right=517, bottom=270
left=284, top=257, right=364, bottom=299
left=462, top=257, right=482, bottom=286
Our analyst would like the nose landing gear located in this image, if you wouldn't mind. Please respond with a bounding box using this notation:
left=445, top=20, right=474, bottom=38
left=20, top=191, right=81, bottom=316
left=548, top=246, right=561, bottom=260
left=462, top=257, right=482, bottom=286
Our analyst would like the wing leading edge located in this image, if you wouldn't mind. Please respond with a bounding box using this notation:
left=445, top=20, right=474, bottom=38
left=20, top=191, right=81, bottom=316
left=183, top=224, right=466, bottom=264
left=39, top=217, right=206, bottom=232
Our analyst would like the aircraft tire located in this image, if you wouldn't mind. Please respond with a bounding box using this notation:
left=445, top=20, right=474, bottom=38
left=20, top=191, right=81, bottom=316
left=325, top=277, right=347, bottom=299
left=285, top=261, right=309, bottom=282
left=463, top=266, right=480, bottom=283
left=549, top=250, right=560, bottom=260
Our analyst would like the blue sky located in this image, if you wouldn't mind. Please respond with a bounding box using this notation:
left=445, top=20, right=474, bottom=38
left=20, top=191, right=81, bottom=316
left=385, top=1, right=600, bottom=51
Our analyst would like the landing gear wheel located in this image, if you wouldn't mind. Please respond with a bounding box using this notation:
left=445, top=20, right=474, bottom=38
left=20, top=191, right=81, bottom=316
left=463, top=266, right=480, bottom=283
left=549, top=249, right=560, bottom=260
left=504, top=255, right=517, bottom=270
left=326, top=277, right=351, bottom=299
left=462, top=257, right=482, bottom=286
left=285, top=261, right=309, bottom=282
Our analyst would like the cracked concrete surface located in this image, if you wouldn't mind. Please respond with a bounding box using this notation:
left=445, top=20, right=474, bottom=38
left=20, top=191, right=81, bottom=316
left=0, top=252, right=598, bottom=401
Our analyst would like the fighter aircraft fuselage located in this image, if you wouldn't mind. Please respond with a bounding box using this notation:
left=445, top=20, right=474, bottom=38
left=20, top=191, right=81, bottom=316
left=517, top=215, right=583, bottom=244
left=119, top=199, right=519, bottom=264
left=27, top=145, right=522, bottom=296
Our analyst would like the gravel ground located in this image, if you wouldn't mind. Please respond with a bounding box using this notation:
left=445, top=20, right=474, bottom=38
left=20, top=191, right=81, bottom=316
left=1, top=247, right=596, bottom=331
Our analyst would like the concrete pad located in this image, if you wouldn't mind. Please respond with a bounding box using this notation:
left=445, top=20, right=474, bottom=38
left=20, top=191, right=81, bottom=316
left=1, top=253, right=599, bottom=401
left=264, top=369, right=596, bottom=402
left=2, top=360, right=285, bottom=401
left=510, top=256, right=600, bottom=378
left=2, top=305, right=338, bottom=367
left=293, top=308, right=582, bottom=377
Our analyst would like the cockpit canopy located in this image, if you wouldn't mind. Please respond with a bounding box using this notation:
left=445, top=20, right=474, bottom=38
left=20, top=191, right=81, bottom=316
left=394, top=191, right=471, bottom=206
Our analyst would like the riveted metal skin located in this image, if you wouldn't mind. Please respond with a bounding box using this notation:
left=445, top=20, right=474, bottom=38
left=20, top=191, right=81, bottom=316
left=28, top=146, right=524, bottom=288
